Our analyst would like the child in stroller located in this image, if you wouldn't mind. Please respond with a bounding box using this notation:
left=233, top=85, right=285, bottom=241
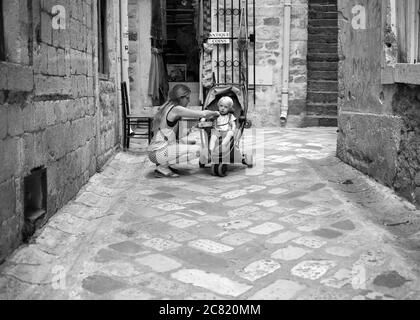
left=198, top=86, right=254, bottom=177
left=208, top=96, right=237, bottom=156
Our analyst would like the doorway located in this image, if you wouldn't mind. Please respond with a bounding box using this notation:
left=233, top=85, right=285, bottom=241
left=164, top=0, right=201, bottom=105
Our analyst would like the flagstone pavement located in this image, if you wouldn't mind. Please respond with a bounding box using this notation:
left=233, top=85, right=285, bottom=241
left=1, top=127, right=420, bottom=300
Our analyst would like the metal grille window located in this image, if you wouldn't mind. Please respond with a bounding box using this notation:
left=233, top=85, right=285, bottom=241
left=98, top=0, right=108, bottom=74
left=212, top=0, right=256, bottom=103
left=0, top=0, right=5, bottom=61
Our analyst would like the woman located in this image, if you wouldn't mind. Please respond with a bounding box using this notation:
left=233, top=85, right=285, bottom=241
left=148, top=84, right=220, bottom=178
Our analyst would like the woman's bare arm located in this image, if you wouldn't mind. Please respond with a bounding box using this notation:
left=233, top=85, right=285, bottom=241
left=169, top=106, right=219, bottom=120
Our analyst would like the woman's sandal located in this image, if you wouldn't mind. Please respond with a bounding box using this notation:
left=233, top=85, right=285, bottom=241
left=154, top=169, right=180, bottom=178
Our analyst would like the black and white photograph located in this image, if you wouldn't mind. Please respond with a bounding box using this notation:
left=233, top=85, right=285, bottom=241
left=0, top=0, right=420, bottom=309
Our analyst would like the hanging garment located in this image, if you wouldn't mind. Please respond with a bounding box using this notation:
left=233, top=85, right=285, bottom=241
left=199, top=48, right=204, bottom=104
left=202, top=0, right=212, bottom=40
left=200, top=0, right=213, bottom=95
left=149, top=48, right=169, bottom=105
left=194, top=0, right=203, bottom=46
left=238, top=4, right=249, bottom=85
left=202, top=43, right=214, bottom=88
left=195, top=0, right=211, bottom=46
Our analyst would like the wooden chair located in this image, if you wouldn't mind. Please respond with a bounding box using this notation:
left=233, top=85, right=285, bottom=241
left=121, top=82, right=153, bottom=149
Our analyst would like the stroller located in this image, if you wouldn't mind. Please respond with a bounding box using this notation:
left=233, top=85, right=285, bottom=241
left=196, top=3, right=254, bottom=177
left=197, top=85, right=254, bottom=177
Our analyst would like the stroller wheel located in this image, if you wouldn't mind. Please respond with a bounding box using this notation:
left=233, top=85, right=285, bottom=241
left=218, top=164, right=228, bottom=177
left=244, top=120, right=253, bottom=129
left=211, top=164, right=219, bottom=176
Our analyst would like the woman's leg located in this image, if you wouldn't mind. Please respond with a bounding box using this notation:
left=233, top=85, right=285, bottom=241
left=149, top=149, right=175, bottom=176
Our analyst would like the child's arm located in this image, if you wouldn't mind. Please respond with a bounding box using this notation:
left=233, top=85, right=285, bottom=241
left=230, top=116, right=237, bottom=132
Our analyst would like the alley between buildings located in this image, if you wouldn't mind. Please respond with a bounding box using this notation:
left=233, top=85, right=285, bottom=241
left=0, top=128, right=419, bottom=300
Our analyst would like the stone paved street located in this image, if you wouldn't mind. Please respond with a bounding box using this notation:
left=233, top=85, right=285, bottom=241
left=1, top=128, right=420, bottom=300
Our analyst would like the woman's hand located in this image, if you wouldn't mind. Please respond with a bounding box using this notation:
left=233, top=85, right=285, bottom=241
left=203, top=110, right=220, bottom=119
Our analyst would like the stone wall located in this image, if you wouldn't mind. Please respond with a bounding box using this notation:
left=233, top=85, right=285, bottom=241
left=0, top=0, right=123, bottom=263
left=392, top=85, right=420, bottom=204
left=337, top=0, right=420, bottom=206
left=214, top=0, right=309, bottom=127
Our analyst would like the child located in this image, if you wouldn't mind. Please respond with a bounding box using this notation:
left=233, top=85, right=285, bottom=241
left=209, top=96, right=237, bottom=154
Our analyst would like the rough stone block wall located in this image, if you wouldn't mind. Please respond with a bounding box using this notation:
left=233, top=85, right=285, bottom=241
left=392, top=85, right=420, bottom=204
left=0, top=0, right=122, bottom=263
left=337, top=0, right=420, bottom=207
left=247, top=0, right=309, bottom=127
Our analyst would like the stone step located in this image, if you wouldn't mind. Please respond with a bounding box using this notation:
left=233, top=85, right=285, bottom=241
left=306, top=103, right=338, bottom=116
left=307, top=61, right=338, bottom=71
left=307, top=92, right=338, bottom=104
left=309, top=0, right=337, bottom=5
left=308, top=19, right=338, bottom=27
left=302, top=115, right=338, bottom=127
left=307, top=44, right=338, bottom=54
left=308, top=53, right=339, bottom=62
left=308, top=34, right=338, bottom=44
left=308, top=11, right=338, bottom=20
left=308, top=70, right=338, bottom=80
left=308, top=80, right=338, bottom=92
left=309, top=27, right=338, bottom=35
left=308, top=4, right=338, bottom=12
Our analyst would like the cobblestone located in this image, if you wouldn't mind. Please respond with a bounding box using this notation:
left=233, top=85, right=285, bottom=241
left=1, top=128, right=419, bottom=300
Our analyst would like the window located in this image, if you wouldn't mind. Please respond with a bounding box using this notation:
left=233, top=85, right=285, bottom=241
left=98, top=0, right=108, bottom=75
left=0, top=0, right=5, bottom=61
left=382, top=0, right=420, bottom=85
left=392, top=0, right=420, bottom=63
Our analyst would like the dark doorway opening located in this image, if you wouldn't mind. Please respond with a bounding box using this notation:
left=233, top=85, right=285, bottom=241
left=23, top=168, right=47, bottom=242
left=165, top=0, right=200, bottom=82
left=163, top=0, right=201, bottom=105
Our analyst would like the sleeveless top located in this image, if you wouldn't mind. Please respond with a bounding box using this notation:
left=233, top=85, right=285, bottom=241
left=147, top=103, right=180, bottom=153
left=214, top=114, right=236, bottom=132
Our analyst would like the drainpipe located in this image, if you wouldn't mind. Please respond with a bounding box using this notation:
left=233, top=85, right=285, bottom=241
left=120, top=0, right=130, bottom=109
left=281, top=0, right=292, bottom=123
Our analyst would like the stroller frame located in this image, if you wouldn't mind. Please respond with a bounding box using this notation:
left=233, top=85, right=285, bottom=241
left=197, top=1, right=255, bottom=177
left=198, top=84, right=254, bottom=177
